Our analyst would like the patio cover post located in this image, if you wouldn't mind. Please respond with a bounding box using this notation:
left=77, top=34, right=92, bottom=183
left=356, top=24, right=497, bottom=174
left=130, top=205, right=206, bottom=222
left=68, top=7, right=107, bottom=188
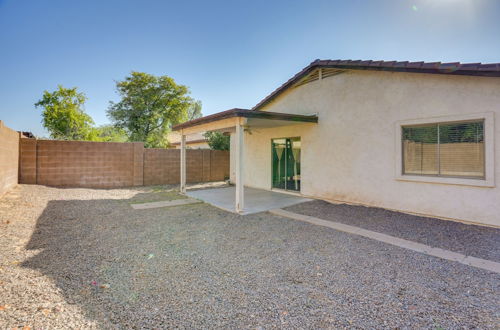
left=235, top=120, right=244, bottom=213
left=180, top=130, right=186, bottom=193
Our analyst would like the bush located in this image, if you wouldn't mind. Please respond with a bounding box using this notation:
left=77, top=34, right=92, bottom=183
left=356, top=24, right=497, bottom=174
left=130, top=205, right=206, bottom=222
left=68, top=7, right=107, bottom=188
left=204, top=131, right=229, bottom=150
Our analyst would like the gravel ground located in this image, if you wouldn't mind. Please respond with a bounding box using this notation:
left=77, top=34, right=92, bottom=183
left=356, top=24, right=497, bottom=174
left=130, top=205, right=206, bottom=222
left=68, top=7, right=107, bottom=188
left=0, top=185, right=499, bottom=329
left=285, top=200, right=500, bottom=263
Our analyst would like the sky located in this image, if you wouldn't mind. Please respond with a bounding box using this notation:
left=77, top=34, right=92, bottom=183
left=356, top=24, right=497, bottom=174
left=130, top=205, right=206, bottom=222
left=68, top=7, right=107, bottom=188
left=0, top=0, right=499, bottom=136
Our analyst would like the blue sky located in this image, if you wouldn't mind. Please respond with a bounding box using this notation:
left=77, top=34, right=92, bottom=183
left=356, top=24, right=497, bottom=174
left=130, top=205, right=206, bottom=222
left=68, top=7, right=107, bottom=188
left=0, top=0, right=499, bottom=136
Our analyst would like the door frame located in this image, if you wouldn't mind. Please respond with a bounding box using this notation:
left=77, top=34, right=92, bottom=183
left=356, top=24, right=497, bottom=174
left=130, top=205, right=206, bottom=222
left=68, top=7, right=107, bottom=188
left=271, top=136, right=301, bottom=193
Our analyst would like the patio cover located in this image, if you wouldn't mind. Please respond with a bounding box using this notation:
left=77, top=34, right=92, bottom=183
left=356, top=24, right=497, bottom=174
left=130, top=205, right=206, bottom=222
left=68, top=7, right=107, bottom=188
left=172, top=108, right=318, bottom=213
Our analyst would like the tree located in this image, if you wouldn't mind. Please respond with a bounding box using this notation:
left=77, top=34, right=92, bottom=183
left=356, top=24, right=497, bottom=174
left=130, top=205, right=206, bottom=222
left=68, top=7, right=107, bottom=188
left=93, top=125, right=128, bottom=142
left=204, top=131, right=230, bottom=150
left=187, top=100, right=202, bottom=121
left=35, top=85, right=95, bottom=140
left=107, top=72, right=195, bottom=148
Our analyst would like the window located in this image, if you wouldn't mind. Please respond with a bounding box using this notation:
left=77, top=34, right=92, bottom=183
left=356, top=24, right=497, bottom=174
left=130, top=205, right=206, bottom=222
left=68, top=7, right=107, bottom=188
left=402, top=120, right=485, bottom=179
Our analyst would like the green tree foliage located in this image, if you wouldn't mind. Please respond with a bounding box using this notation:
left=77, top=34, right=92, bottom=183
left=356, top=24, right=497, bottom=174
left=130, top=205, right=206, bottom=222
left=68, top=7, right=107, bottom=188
left=93, top=125, right=128, bottom=142
left=403, top=122, right=484, bottom=144
left=204, top=131, right=230, bottom=150
left=35, top=85, right=95, bottom=140
left=107, top=72, right=195, bottom=148
left=439, top=122, right=484, bottom=143
left=187, top=100, right=203, bottom=121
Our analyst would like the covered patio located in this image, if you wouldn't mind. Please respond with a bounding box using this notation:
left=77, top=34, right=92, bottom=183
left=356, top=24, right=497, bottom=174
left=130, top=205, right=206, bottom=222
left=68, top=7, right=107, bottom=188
left=172, top=108, right=318, bottom=213
left=186, top=186, right=310, bottom=214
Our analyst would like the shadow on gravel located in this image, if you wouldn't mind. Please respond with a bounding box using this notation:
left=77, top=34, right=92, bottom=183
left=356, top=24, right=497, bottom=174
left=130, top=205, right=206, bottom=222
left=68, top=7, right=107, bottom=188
left=20, top=191, right=212, bottom=327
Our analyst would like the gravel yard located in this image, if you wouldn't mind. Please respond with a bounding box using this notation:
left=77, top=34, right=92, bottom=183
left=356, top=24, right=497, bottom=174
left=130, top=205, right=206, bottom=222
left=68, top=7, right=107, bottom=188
left=285, top=200, right=500, bottom=262
left=0, top=185, right=499, bottom=328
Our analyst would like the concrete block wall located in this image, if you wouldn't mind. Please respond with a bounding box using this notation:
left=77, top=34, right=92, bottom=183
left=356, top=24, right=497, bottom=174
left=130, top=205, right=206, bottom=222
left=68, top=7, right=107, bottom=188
left=209, top=150, right=230, bottom=182
left=186, top=150, right=204, bottom=182
left=19, top=137, right=37, bottom=184
left=19, top=139, right=144, bottom=188
left=18, top=138, right=229, bottom=188
left=0, top=121, right=20, bottom=196
left=132, top=142, right=144, bottom=186
left=143, top=148, right=180, bottom=185
left=143, top=149, right=230, bottom=185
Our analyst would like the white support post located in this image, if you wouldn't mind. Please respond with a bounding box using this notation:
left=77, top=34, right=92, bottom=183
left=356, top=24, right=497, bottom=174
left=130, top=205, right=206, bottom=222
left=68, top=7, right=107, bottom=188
left=235, top=121, right=244, bottom=213
left=180, top=131, right=186, bottom=194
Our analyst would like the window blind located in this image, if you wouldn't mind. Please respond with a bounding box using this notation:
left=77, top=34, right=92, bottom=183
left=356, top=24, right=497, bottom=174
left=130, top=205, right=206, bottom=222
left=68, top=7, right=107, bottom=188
left=402, top=120, right=484, bottom=179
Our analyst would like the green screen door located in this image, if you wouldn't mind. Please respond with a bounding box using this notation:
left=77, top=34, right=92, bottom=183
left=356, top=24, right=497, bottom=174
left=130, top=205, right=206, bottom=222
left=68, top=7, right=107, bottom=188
left=272, top=137, right=301, bottom=192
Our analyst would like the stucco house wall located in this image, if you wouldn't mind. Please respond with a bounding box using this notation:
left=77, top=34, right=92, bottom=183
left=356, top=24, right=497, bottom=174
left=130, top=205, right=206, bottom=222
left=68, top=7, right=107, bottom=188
left=240, top=70, right=500, bottom=227
left=168, top=131, right=209, bottom=149
left=172, top=141, right=209, bottom=149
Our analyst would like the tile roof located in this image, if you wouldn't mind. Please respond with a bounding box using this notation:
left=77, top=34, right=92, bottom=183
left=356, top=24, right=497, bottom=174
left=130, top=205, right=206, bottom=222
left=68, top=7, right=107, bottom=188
left=253, top=59, right=500, bottom=110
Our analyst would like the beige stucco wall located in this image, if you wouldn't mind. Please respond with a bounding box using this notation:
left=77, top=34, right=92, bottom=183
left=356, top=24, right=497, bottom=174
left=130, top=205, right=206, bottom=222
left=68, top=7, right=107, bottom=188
left=242, top=70, right=500, bottom=227
left=168, top=131, right=209, bottom=149
left=173, top=141, right=209, bottom=149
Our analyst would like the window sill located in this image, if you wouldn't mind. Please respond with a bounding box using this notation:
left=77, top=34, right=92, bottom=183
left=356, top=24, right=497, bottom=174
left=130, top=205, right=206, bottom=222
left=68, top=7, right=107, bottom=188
left=396, top=174, right=495, bottom=188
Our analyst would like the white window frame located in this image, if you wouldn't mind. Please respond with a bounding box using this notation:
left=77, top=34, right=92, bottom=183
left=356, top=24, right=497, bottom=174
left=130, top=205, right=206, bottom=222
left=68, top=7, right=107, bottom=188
left=395, top=112, right=495, bottom=187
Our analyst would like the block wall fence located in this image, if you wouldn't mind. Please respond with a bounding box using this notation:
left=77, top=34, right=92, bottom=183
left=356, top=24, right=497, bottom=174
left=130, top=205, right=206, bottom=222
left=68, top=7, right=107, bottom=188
left=18, top=138, right=229, bottom=188
left=0, top=121, right=20, bottom=196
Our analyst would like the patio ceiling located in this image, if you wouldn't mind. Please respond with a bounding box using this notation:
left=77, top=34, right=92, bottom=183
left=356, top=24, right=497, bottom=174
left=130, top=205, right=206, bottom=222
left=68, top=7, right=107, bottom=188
left=172, top=108, right=318, bottom=135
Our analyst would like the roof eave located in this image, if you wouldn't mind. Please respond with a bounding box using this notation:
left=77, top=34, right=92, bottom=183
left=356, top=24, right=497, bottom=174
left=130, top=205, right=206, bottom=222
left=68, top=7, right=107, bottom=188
left=172, top=108, right=318, bottom=131
left=252, top=60, right=500, bottom=111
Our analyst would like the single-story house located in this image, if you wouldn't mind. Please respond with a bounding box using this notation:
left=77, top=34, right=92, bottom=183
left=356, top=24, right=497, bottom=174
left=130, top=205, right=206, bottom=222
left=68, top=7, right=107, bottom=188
left=167, top=131, right=209, bottom=149
left=173, top=59, right=500, bottom=228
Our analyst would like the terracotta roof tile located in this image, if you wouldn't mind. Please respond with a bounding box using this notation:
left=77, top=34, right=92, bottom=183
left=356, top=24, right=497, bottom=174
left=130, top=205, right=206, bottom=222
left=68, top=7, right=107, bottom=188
left=381, top=61, right=397, bottom=67
left=459, top=63, right=481, bottom=70
left=421, top=62, right=440, bottom=69
left=478, top=63, right=500, bottom=71
left=395, top=61, right=409, bottom=66
left=439, top=62, right=460, bottom=69
left=326, top=59, right=340, bottom=65
left=358, top=60, right=373, bottom=66
left=348, top=60, right=362, bottom=66
left=407, top=61, right=424, bottom=68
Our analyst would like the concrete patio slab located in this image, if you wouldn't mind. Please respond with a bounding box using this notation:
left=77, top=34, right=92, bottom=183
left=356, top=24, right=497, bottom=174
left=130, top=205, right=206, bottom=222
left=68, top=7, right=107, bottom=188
left=131, top=198, right=201, bottom=210
left=186, top=186, right=310, bottom=215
